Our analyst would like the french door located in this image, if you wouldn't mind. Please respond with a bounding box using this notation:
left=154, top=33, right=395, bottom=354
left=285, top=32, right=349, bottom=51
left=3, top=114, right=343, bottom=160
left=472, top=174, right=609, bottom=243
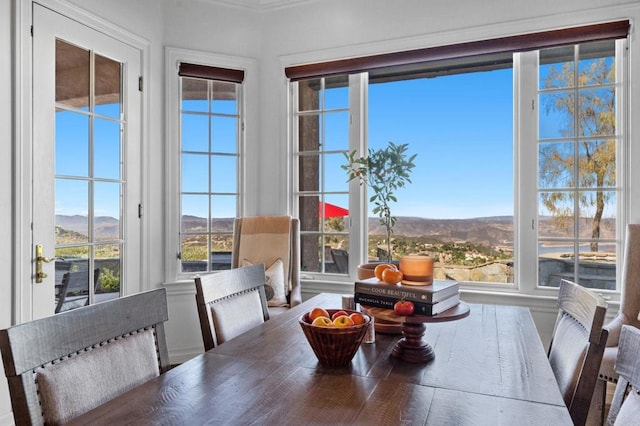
left=30, top=4, right=142, bottom=318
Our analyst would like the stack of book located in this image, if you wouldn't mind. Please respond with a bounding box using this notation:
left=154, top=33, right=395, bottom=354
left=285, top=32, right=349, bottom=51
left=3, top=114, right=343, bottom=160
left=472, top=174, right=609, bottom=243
left=354, top=277, right=459, bottom=316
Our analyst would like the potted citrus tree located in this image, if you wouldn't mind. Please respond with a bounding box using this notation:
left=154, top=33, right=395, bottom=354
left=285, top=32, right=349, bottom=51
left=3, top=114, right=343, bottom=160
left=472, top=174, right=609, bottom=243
left=343, top=141, right=417, bottom=265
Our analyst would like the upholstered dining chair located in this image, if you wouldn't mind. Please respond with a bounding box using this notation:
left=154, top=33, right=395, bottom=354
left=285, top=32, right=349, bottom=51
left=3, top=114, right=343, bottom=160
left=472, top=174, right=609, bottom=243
left=0, top=288, right=170, bottom=426
left=231, top=215, right=302, bottom=315
left=548, top=279, right=609, bottom=426
left=592, top=224, right=640, bottom=422
left=194, top=263, right=270, bottom=350
left=606, top=325, right=640, bottom=425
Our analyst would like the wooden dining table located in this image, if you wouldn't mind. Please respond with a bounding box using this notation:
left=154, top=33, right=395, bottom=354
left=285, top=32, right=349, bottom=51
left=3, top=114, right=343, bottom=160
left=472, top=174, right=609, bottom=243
left=69, top=293, right=572, bottom=425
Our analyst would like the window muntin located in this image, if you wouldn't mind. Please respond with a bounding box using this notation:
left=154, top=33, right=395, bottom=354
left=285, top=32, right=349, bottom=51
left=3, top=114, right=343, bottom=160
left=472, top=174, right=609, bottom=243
left=180, top=78, right=240, bottom=273
left=295, top=76, right=351, bottom=274
left=537, top=40, right=621, bottom=290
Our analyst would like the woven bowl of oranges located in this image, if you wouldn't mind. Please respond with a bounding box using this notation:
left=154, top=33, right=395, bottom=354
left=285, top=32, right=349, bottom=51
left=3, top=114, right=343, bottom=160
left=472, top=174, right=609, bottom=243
left=299, top=308, right=371, bottom=367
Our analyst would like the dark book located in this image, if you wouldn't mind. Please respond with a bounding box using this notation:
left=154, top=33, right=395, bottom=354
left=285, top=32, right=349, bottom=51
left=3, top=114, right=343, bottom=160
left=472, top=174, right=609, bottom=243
left=355, top=277, right=459, bottom=303
left=355, top=292, right=460, bottom=316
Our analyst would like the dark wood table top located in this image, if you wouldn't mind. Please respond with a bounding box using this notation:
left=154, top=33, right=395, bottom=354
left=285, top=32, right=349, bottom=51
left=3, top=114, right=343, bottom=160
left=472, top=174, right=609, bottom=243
left=69, top=293, right=572, bottom=425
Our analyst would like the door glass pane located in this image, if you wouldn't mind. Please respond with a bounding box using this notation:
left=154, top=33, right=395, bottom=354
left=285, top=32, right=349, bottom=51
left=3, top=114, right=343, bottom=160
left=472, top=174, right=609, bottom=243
left=55, top=111, right=89, bottom=176
left=95, top=244, right=121, bottom=301
left=94, top=54, right=121, bottom=118
left=56, top=40, right=89, bottom=110
left=94, top=118, right=121, bottom=179
left=94, top=181, right=121, bottom=240
left=55, top=178, right=89, bottom=243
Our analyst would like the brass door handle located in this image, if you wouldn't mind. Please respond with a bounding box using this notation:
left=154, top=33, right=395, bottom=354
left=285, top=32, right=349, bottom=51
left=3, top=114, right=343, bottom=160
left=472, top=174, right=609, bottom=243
left=35, top=244, right=59, bottom=283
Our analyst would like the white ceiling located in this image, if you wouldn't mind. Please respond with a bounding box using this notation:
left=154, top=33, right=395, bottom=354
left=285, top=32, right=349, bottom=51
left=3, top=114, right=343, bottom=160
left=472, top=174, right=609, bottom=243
left=201, top=0, right=313, bottom=10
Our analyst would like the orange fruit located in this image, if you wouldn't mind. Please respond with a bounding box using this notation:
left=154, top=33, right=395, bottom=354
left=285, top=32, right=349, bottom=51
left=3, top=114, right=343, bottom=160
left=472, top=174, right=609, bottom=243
left=349, top=312, right=367, bottom=325
left=382, top=268, right=403, bottom=285
left=374, top=263, right=396, bottom=281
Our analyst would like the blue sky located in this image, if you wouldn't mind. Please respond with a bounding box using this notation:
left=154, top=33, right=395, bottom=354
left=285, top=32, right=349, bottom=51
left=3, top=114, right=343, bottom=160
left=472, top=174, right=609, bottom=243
left=365, top=68, right=513, bottom=219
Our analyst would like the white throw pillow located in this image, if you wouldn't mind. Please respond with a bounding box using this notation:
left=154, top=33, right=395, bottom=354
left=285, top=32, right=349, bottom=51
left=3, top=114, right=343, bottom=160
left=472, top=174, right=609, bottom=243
left=241, top=258, right=288, bottom=307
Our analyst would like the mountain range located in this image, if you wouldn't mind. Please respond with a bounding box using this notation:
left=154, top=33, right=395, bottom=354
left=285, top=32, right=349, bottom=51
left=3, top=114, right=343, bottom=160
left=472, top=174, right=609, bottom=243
left=56, top=214, right=614, bottom=249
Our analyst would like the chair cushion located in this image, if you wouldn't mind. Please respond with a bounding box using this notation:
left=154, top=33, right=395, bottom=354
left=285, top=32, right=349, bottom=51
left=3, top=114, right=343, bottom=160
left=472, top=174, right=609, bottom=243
left=241, top=258, right=288, bottom=307
left=548, top=315, right=588, bottom=405
left=36, top=328, right=160, bottom=424
left=211, top=289, right=266, bottom=344
left=615, top=391, right=640, bottom=425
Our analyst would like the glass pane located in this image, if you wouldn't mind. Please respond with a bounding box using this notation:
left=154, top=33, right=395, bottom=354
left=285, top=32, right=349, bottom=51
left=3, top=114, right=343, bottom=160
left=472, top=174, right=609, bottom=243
left=299, top=195, right=320, bottom=233
left=182, top=78, right=209, bottom=113
left=182, top=153, right=209, bottom=193
left=52, top=250, right=89, bottom=313
left=578, top=191, right=616, bottom=240
left=181, top=195, right=208, bottom=230
left=211, top=81, right=237, bottom=114
left=56, top=111, right=89, bottom=177
left=94, top=181, right=120, bottom=241
left=299, top=114, right=320, bottom=152
left=578, top=40, right=615, bottom=87
left=298, top=154, right=320, bottom=192
left=212, top=116, right=237, bottom=153
left=538, top=192, right=575, bottom=238
left=321, top=193, right=349, bottom=226
left=324, top=235, right=349, bottom=274
left=538, top=142, right=574, bottom=189
left=210, top=234, right=232, bottom=270
left=211, top=156, right=236, bottom=193
left=181, top=234, right=208, bottom=273
left=300, top=234, right=321, bottom=272
left=578, top=88, right=615, bottom=137
left=324, top=154, right=348, bottom=193
left=182, top=113, right=209, bottom=152
left=324, top=75, right=349, bottom=110
left=211, top=195, right=236, bottom=219
left=539, top=92, right=575, bottom=139
left=56, top=40, right=89, bottom=110
left=324, top=112, right=349, bottom=151
left=578, top=140, right=616, bottom=188
left=94, top=54, right=121, bottom=118
left=94, top=118, right=121, bottom=179
left=55, top=178, right=89, bottom=243
left=95, top=244, right=121, bottom=299
left=298, top=79, right=321, bottom=112
left=538, top=240, right=573, bottom=287
left=539, top=45, right=575, bottom=90
left=576, top=253, right=616, bottom=290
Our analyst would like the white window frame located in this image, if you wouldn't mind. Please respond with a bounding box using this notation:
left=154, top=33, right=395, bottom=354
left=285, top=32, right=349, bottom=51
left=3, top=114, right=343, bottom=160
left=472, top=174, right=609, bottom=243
left=291, top=74, right=367, bottom=282
left=289, top=41, right=629, bottom=300
left=518, top=39, right=628, bottom=296
left=164, top=47, right=257, bottom=282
